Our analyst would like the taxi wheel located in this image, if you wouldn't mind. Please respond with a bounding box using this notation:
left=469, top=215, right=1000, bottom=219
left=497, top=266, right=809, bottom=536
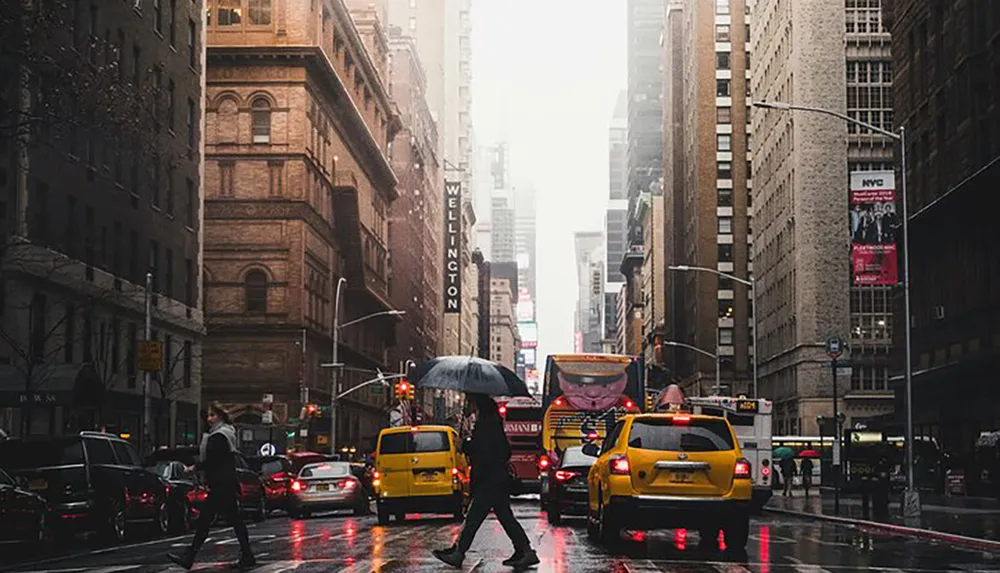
left=723, top=517, right=750, bottom=551
left=376, top=506, right=390, bottom=525
left=698, top=527, right=721, bottom=549
left=597, top=497, right=620, bottom=546
left=586, top=507, right=599, bottom=541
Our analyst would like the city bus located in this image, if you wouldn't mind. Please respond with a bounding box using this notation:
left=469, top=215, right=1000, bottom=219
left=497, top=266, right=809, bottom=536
left=539, top=354, right=644, bottom=504
left=684, top=396, right=774, bottom=510
left=498, top=396, right=543, bottom=494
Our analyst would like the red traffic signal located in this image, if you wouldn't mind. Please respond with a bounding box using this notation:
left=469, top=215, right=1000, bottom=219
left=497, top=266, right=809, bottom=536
left=305, top=403, right=319, bottom=416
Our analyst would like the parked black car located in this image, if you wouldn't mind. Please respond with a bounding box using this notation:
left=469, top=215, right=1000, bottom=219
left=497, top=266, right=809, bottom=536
left=0, top=467, right=49, bottom=544
left=147, top=447, right=266, bottom=522
left=248, top=452, right=329, bottom=512
left=543, top=445, right=596, bottom=525
left=0, top=432, right=169, bottom=542
left=147, top=460, right=209, bottom=533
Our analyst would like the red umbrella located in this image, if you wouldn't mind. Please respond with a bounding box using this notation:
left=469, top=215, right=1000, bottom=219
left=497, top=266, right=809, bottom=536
left=798, top=449, right=821, bottom=458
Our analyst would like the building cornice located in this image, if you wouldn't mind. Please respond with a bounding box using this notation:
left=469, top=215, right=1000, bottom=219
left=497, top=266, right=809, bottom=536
left=207, top=46, right=399, bottom=198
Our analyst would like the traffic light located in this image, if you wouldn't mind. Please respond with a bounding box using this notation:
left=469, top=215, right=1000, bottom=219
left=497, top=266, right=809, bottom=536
left=645, top=392, right=655, bottom=412
left=305, top=403, right=319, bottom=416
left=405, top=382, right=415, bottom=401
left=395, top=380, right=411, bottom=400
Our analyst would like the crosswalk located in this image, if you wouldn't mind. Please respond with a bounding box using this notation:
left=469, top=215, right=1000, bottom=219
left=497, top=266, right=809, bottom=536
left=11, top=559, right=1000, bottom=573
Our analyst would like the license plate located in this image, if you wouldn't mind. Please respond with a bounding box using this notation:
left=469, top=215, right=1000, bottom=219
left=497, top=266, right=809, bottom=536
left=669, top=471, right=694, bottom=484
left=419, top=472, right=439, bottom=482
left=315, top=483, right=330, bottom=491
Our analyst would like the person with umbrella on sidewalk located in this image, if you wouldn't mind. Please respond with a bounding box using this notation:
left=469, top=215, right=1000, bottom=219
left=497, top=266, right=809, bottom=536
left=410, top=356, right=540, bottom=570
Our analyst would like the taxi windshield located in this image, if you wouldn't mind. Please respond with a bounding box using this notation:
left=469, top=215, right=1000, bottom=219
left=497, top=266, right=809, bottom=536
left=627, top=419, right=735, bottom=452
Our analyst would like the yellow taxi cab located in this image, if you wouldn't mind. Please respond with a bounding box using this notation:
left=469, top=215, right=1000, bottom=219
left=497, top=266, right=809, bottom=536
left=584, top=412, right=752, bottom=550
left=372, top=425, right=469, bottom=525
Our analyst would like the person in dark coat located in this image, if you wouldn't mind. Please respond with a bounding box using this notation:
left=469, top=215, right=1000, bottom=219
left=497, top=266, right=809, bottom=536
left=168, top=405, right=255, bottom=569
left=433, top=394, right=539, bottom=569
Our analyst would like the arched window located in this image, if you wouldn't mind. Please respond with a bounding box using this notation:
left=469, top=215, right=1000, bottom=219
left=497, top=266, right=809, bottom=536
left=244, top=270, right=268, bottom=312
left=251, top=98, right=271, bottom=144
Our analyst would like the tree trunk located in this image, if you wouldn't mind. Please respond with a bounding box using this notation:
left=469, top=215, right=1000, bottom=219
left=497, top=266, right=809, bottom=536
left=15, top=0, right=33, bottom=238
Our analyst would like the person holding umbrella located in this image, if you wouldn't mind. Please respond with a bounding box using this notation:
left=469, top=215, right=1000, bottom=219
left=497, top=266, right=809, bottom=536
left=432, top=394, right=539, bottom=569
left=409, top=356, right=539, bottom=569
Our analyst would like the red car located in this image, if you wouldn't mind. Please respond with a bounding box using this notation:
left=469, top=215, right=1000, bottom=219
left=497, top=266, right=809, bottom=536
left=249, top=452, right=329, bottom=512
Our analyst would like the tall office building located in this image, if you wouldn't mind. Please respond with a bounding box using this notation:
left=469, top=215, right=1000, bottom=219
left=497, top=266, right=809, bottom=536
left=623, top=0, right=665, bottom=358
left=660, top=0, right=753, bottom=397
left=886, top=0, right=1000, bottom=450
left=605, top=91, right=629, bottom=345
left=575, top=231, right=605, bottom=353
left=750, top=0, right=850, bottom=435
left=385, top=0, right=475, bottom=357
left=514, top=182, right=537, bottom=301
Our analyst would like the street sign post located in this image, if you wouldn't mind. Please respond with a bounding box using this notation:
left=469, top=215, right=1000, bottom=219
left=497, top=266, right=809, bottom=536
left=826, top=335, right=845, bottom=515
left=262, top=411, right=274, bottom=425
left=262, top=393, right=274, bottom=404
left=137, top=340, right=163, bottom=372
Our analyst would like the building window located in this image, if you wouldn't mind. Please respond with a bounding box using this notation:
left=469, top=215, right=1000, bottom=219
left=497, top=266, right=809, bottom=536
left=185, top=178, right=195, bottom=228
left=245, top=270, right=268, bottom=312
left=251, top=98, right=271, bottom=143
left=64, top=304, right=75, bottom=363
left=409, top=17, right=416, bottom=30
left=169, top=0, right=176, bottom=46
left=184, top=258, right=194, bottom=307
left=153, top=0, right=162, bottom=33
left=715, top=24, right=730, bottom=42
left=187, top=98, right=196, bottom=149
left=183, top=341, right=193, bottom=388
left=167, top=80, right=175, bottom=131
left=717, top=134, right=732, bottom=151
left=715, top=0, right=730, bottom=14
left=719, top=328, right=734, bottom=346
left=718, top=217, right=733, bottom=234
left=718, top=300, right=734, bottom=319
left=717, top=161, right=732, bottom=179
left=716, top=79, right=730, bottom=97
left=716, top=52, right=730, bottom=70
left=717, top=107, right=731, bottom=124
left=249, top=0, right=271, bottom=25
left=217, top=0, right=242, bottom=26
left=718, top=188, right=733, bottom=206
left=718, top=244, right=733, bottom=262
left=188, top=19, right=197, bottom=68
left=127, top=322, right=137, bottom=388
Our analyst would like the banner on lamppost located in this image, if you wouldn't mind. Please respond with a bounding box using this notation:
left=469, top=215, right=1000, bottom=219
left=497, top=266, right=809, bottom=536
left=849, top=171, right=898, bottom=286
left=444, top=180, right=462, bottom=313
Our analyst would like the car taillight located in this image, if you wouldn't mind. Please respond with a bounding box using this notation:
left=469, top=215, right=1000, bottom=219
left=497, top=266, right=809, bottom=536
left=291, top=480, right=304, bottom=492
left=188, top=489, right=208, bottom=503
left=451, top=467, right=459, bottom=476
left=554, top=470, right=578, bottom=482
left=625, top=399, right=634, bottom=409
left=269, top=472, right=288, bottom=482
left=538, top=455, right=550, bottom=471
left=611, top=456, right=630, bottom=475
left=341, top=479, right=356, bottom=489
left=586, top=431, right=598, bottom=440
left=373, top=470, right=380, bottom=479
left=734, top=459, right=751, bottom=479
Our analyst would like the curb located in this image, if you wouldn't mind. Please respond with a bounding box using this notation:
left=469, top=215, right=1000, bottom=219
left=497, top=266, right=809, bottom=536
left=765, top=507, right=1000, bottom=554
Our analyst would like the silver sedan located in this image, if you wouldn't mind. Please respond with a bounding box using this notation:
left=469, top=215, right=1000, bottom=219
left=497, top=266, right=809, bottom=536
left=288, top=462, right=369, bottom=518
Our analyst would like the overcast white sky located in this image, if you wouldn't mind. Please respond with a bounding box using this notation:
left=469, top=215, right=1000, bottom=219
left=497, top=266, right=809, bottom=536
left=471, top=0, right=627, bottom=362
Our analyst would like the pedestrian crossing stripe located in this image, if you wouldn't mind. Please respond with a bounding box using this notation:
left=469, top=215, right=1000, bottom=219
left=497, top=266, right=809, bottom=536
left=10, top=559, right=999, bottom=573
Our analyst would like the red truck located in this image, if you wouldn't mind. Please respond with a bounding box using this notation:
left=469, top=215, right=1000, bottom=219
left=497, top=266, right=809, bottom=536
left=499, top=396, right=543, bottom=495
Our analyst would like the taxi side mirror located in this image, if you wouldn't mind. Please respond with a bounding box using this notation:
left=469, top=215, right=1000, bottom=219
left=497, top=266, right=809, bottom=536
left=581, top=443, right=600, bottom=458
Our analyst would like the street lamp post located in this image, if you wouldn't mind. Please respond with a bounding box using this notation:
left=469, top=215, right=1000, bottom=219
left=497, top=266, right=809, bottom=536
left=322, top=276, right=404, bottom=456
left=667, top=265, right=757, bottom=397
left=662, top=341, right=719, bottom=396
left=752, top=100, right=918, bottom=517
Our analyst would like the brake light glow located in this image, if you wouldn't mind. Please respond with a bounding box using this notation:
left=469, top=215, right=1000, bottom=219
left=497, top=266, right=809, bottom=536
left=611, top=456, right=630, bottom=475
left=734, top=459, right=751, bottom=478
left=672, top=415, right=691, bottom=425
left=269, top=472, right=288, bottom=481
left=291, top=479, right=304, bottom=492
left=498, top=406, right=507, bottom=416
left=410, top=426, right=419, bottom=432
left=554, top=397, right=564, bottom=406
left=373, top=471, right=380, bottom=479
left=342, top=479, right=356, bottom=488
left=538, top=455, right=550, bottom=470
left=451, top=467, right=459, bottom=476
left=586, top=431, right=599, bottom=440
left=625, top=399, right=634, bottom=409
left=553, top=470, right=578, bottom=482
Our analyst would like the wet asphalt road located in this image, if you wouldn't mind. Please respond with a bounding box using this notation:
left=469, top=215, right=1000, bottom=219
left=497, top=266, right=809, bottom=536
left=2, top=497, right=1000, bottom=572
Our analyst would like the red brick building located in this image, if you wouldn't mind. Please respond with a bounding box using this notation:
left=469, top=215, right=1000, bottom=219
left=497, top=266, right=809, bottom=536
left=201, top=0, right=401, bottom=454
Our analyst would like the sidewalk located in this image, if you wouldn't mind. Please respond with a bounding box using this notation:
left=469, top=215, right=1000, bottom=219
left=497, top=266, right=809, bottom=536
left=766, top=488, right=1000, bottom=552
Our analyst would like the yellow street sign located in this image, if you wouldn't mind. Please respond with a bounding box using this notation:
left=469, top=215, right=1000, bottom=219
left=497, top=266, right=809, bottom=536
left=138, top=340, right=163, bottom=372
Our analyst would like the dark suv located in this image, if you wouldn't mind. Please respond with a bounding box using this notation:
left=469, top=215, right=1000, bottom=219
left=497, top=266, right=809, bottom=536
left=0, top=432, right=169, bottom=542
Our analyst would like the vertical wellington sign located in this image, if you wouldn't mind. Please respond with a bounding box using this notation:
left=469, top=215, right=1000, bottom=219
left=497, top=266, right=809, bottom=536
left=444, top=181, right=462, bottom=313
left=849, top=171, right=899, bottom=285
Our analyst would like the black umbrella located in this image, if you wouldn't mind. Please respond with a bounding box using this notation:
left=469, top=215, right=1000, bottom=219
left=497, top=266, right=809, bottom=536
left=410, top=356, right=530, bottom=397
